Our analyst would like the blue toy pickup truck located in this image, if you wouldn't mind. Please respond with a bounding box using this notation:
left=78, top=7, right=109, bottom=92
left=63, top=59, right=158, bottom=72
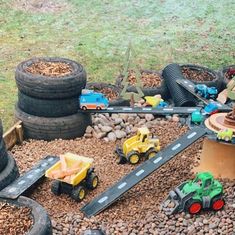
left=194, top=84, right=218, bottom=100
left=79, top=89, right=109, bottom=110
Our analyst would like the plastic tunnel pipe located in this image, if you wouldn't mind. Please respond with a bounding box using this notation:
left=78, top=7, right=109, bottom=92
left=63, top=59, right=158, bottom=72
left=162, top=63, right=197, bottom=107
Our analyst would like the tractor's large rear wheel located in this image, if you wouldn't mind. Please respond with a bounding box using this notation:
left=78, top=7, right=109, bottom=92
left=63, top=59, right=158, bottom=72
left=186, top=199, right=202, bottom=214
left=211, top=195, right=225, bottom=211
left=145, top=148, right=157, bottom=159
left=127, top=151, right=140, bottom=165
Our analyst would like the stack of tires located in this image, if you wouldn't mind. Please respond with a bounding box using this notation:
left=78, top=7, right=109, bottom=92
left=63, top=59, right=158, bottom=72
left=0, top=120, right=19, bottom=191
left=15, top=57, right=91, bottom=141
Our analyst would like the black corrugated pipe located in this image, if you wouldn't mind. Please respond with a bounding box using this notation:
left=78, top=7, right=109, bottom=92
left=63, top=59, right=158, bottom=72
left=162, top=63, right=197, bottom=107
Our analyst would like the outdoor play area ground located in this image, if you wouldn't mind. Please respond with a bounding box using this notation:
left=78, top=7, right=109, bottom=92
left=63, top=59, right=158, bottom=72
left=0, top=0, right=235, bottom=130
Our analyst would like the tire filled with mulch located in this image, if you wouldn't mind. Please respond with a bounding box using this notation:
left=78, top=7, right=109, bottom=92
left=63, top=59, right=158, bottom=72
left=15, top=57, right=87, bottom=99
left=0, top=196, right=52, bottom=235
left=180, top=64, right=222, bottom=91
left=218, top=64, right=235, bottom=90
left=15, top=57, right=91, bottom=140
left=115, top=69, right=169, bottom=98
left=86, top=82, right=130, bottom=106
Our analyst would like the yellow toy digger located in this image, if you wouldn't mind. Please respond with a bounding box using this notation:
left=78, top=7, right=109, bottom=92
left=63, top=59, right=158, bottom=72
left=115, top=127, right=161, bottom=164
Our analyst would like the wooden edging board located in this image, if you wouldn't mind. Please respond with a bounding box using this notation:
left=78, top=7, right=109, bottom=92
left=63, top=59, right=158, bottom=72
left=3, top=121, right=24, bottom=150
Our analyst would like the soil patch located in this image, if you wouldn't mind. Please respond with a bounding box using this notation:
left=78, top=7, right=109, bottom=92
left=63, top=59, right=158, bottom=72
left=127, top=70, right=162, bottom=87
left=0, top=202, right=32, bottom=235
left=26, top=61, right=72, bottom=77
left=182, top=67, right=215, bottom=82
left=13, top=0, right=70, bottom=13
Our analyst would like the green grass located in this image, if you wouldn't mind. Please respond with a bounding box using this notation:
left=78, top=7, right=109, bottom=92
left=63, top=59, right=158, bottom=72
left=0, top=0, right=234, bottom=130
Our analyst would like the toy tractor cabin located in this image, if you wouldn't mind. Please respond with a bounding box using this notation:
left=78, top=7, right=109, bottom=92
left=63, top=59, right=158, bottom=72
left=116, top=127, right=160, bottom=164
left=161, top=172, right=224, bottom=215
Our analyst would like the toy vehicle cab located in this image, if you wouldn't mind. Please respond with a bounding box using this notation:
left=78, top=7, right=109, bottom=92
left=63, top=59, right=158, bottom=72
left=204, top=102, right=219, bottom=115
left=79, top=89, right=109, bottom=110
left=191, top=110, right=203, bottom=124
left=217, top=128, right=233, bottom=142
left=45, top=153, right=99, bottom=202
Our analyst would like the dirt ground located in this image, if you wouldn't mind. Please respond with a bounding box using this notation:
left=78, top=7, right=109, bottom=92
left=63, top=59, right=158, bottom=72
left=10, top=120, right=235, bottom=234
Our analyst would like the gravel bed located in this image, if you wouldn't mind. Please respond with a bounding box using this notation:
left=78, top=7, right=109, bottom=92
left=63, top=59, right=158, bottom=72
left=182, top=67, right=214, bottom=82
left=10, top=118, right=235, bottom=235
left=0, top=202, right=33, bottom=235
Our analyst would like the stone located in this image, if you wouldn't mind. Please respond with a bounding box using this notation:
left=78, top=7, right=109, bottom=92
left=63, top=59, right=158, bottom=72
left=114, top=118, right=123, bottom=125
left=84, top=133, right=92, bottom=138
left=145, top=114, right=154, bottom=121
left=94, top=132, right=106, bottom=139
left=85, top=126, right=93, bottom=133
left=172, top=115, right=180, bottom=122
left=120, top=114, right=129, bottom=122
left=114, top=130, right=127, bottom=139
left=107, top=132, right=117, bottom=142
left=114, top=125, right=122, bottom=130
left=100, top=126, right=113, bottom=133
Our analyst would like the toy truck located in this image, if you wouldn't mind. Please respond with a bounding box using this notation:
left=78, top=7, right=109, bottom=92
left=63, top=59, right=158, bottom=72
left=194, top=84, right=218, bottom=100
left=161, top=172, right=224, bottom=215
left=115, top=127, right=160, bottom=164
left=191, top=110, right=203, bottom=124
left=217, top=128, right=233, bottom=142
left=79, top=89, right=109, bottom=110
left=45, top=153, right=99, bottom=202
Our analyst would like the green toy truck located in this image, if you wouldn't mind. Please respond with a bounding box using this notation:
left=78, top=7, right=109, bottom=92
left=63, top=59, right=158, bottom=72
left=161, top=172, right=224, bottom=215
left=217, top=128, right=233, bottom=142
left=191, top=110, right=203, bottom=124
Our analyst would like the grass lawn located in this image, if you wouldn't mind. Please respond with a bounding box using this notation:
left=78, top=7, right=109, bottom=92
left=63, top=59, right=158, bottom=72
left=0, top=0, right=234, bottom=130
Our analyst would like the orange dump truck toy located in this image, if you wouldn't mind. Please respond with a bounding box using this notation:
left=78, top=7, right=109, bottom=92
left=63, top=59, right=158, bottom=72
left=45, top=153, right=99, bottom=202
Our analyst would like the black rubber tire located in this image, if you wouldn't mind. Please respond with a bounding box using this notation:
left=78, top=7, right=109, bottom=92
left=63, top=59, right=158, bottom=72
left=0, top=139, right=8, bottom=172
left=18, top=91, right=79, bottom=117
left=0, top=196, right=52, bottom=235
left=71, top=185, right=86, bottom=202
left=162, top=63, right=197, bottom=107
left=51, top=180, right=62, bottom=196
left=145, top=148, right=157, bottom=159
left=86, top=173, right=99, bottom=190
left=115, top=69, right=169, bottom=97
left=15, top=57, right=87, bottom=99
left=85, top=82, right=129, bottom=106
left=0, top=153, right=19, bottom=191
left=127, top=151, right=140, bottom=165
left=218, top=64, right=235, bottom=90
left=180, top=64, right=222, bottom=91
left=15, top=105, right=91, bottom=140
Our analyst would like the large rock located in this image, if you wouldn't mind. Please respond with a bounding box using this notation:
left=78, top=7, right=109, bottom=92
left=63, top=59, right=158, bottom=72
left=107, top=132, right=117, bottom=142
left=114, top=130, right=127, bottom=139
left=114, top=118, right=123, bottom=125
left=100, top=126, right=113, bottom=133
left=145, top=114, right=154, bottom=121
left=85, top=126, right=93, bottom=134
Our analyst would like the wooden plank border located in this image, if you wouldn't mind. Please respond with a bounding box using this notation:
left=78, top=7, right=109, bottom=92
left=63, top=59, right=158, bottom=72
left=3, top=121, right=24, bottom=150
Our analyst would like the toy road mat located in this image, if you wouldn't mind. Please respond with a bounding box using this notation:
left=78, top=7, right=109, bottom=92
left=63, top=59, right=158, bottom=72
left=0, top=156, right=59, bottom=199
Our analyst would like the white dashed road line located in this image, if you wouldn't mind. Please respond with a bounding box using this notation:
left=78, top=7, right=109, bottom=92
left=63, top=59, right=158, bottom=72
left=171, top=143, right=181, bottom=151
left=187, top=132, right=197, bottom=139
left=98, top=196, right=108, bottom=204
left=136, top=169, right=145, bottom=176
left=153, top=157, right=163, bottom=164
left=118, top=182, right=127, bottom=189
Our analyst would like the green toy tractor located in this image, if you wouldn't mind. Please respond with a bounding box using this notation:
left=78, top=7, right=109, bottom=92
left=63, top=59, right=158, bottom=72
left=161, top=172, right=224, bottom=215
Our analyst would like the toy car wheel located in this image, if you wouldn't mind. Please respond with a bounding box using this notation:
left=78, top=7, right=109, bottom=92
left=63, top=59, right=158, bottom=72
left=71, top=185, right=86, bottom=202
left=86, top=173, right=99, bottom=190
left=211, top=195, right=225, bottom=211
left=145, top=148, right=157, bottom=159
left=127, top=151, right=140, bottom=165
left=186, top=199, right=202, bottom=214
left=51, top=180, right=61, bottom=196
left=224, top=136, right=230, bottom=142
left=96, top=106, right=101, bottom=110
left=81, top=106, right=87, bottom=111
